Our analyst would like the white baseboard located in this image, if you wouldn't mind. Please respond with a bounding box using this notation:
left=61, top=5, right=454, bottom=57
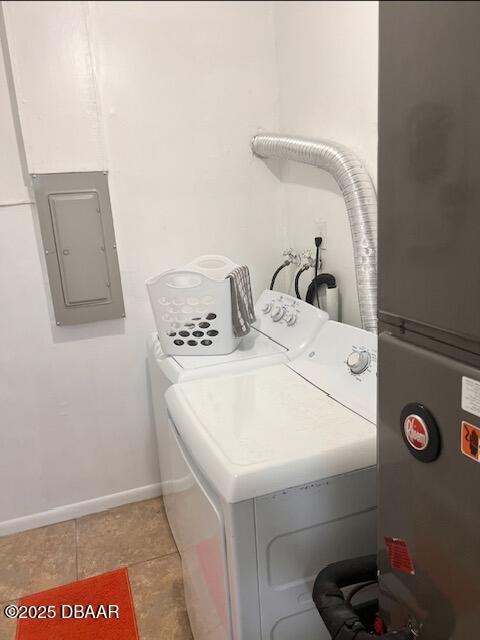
left=0, top=482, right=163, bottom=537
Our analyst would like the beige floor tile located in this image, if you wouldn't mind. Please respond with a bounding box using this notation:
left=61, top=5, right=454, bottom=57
left=77, top=498, right=176, bottom=579
left=0, top=603, right=17, bottom=640
left=129, top=554, right=192, bottom=640
left=0, top=521, right=76, bottom=603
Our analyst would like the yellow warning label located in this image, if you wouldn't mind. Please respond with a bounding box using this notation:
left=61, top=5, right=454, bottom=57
left=461, top=421, right=480, bottom=462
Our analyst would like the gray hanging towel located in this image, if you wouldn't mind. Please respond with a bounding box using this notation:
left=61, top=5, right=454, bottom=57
left=227, top=265, right=256, bottom=336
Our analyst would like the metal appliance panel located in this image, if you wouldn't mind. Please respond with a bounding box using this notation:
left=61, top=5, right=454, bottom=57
left=255, top=468, right=377, bottom=640
left=378, top=1, right=480, bottom=346
left=33, top=171, right=125, bottom=325
left=378, top=332, right=480, bottom=638
left=48, top=192, right=111, bottom=306
left=165, top=420, right=232, bottom=640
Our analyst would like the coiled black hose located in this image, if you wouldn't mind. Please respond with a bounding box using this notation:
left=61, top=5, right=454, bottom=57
left=270, top=261, right=290, bottom=290
left=305, top=273, right=337, bottom=307
left=312, top=555, right=412, bottom=640
left=294, top=265, right=310, bottom=299
left=314, top=237, right=322, bottom=307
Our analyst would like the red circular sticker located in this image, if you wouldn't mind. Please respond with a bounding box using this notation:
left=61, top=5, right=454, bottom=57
left=404, top=414, right=429, bottom=451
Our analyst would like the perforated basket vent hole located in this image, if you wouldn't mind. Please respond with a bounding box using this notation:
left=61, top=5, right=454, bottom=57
left=160, top=300, right=226, bottom=352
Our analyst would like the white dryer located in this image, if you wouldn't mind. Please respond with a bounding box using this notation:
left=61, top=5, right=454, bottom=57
left=148, top=290, right=328, bottom=499
left=165, top=321, right=377, bottom=640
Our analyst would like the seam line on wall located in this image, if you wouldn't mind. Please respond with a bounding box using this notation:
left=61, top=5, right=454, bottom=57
left=82, top=0, right=108, bottom=171
left=0, top=1, right=33, bottom=195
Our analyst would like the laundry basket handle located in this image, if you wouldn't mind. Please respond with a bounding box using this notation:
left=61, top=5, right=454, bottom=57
left=185, top=255, right=238, bottom=280
left=145, top=269, right=207, bottom=289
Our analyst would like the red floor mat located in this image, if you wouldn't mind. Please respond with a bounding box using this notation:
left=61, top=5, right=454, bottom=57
left=15, top=568, right=139, bottom=640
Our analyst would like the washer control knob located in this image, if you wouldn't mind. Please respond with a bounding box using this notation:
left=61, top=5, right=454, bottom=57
left=262, top=302, right=272, bottom=314
left=271, top=305, right=285, bottom=322
left=285, top=312, right=297, bottom=326
left=347, top=350, right=371, bottom=375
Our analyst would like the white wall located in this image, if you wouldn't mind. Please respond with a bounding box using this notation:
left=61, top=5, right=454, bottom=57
left=91, top=0, right=282, bottom=295
left=4, top=0, right=105, bottom=173
left=274, top=0, right=378, bottom=326
left=0, top=0, right=282, bottom=533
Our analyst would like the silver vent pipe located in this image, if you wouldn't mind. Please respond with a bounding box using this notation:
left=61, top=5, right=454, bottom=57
left=251, top=133, right=377, bottom=333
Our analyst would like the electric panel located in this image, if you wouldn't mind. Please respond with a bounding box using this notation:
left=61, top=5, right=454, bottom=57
left=33, top=172, right=125, bottom=325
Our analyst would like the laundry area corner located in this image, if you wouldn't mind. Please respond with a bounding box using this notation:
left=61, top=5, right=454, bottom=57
left=1, top=2, right=478, bottom=640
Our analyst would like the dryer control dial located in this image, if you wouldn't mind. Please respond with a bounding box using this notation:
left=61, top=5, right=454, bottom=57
left=262, top=302, right=273, bottom=314
left=271, top=305, right=285, bottom=322
left=346, top=350, right=371, bottom=375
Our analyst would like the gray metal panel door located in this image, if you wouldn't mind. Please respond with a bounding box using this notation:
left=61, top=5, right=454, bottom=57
left=49, top=192, right=111, bottom=306
left=33, top=171, right=125, bottom=325
left=378, top=2, right=480, bottom=344
left=378, top=332, right=480, bottom=638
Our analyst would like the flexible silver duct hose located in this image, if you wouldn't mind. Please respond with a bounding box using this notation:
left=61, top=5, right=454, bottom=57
left=251, top=133, right=377, bottom=333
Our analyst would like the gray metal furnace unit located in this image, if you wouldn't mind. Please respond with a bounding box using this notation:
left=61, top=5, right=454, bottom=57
left=378, top=2, right=480, bottom=638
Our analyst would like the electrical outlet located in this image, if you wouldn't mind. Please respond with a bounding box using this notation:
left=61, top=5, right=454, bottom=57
left=316, top=221, right=327, bottom=249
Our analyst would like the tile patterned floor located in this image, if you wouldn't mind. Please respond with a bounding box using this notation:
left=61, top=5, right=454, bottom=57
left=0, top=498, right=193, bottom=639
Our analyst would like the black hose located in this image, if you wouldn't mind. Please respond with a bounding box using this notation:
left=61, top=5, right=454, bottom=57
left=312, top=555, right=412, bottom=640
left=314, top=244, right=320, bottom=307
left=314, top=237, right=322, bottom=307
left=305, top=273, right=337, bottom=307
left=270, top=261, right=289, bottom=291
left=294, top=265, right=310, bottom=299
left=346, top=580, right=378, bottom=604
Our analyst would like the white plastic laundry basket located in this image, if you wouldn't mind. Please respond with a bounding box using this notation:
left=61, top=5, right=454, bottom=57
left=146, top=255, right=241, bottom=356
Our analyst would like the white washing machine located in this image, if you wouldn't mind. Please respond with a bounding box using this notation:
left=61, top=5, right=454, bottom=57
left=165, top=321, right=377, bottom=640
left=148, top=289, right=328, bottom=498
